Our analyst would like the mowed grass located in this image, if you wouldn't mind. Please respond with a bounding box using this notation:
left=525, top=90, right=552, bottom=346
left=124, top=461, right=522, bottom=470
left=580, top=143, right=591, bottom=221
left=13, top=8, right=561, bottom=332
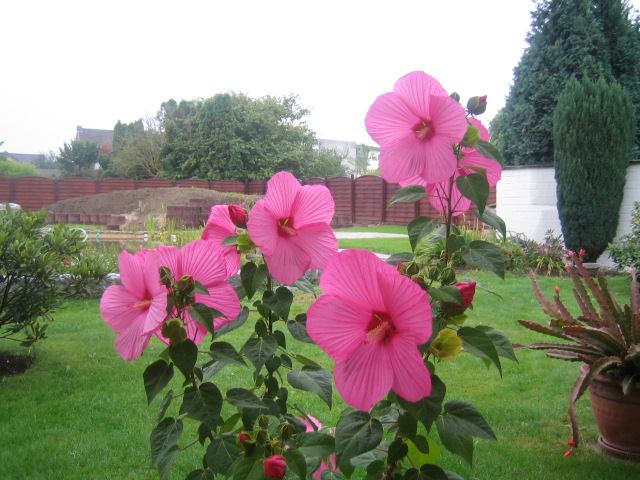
left=2, top=270, right=640, bottom=478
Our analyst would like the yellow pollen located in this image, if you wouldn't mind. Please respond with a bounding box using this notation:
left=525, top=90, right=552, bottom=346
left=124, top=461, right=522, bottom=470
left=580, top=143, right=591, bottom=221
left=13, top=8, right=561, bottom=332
left=133, top=299, right=151, bottom=310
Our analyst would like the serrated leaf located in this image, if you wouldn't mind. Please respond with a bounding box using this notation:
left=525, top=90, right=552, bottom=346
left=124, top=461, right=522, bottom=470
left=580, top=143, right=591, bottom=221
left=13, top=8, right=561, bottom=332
left=387, top=438, right=409, bottom=463
left=322, top=470, right=344, bottom=480
left=408, top=217, right=438, bottom=252
left=294, top=354, right=321, bottom=367
left=428, top=285, right=464, bottom=305
left=206, top=435, right=242, bottom=475
left=435, top=416, right=474, bottom=466
left=293, top=277, right=317, bottom=295
left=406, top=436, right=440, bottom=467
left=241, top=334, right=278, bottom=370
left=156, top=389, right=174, bottom=424
left=475, top=139, right=503, bottom=164
left=232, top=454, right=265, bottom=480
left=387, top=252, right=414, bottom=265
left=150, top=417, right=183, bottom=467
left=388, top=184, right=427, bottom=206
left=397, top=374, right=446, bottom=431
left=287, top=314, right=315, bottom=343
left=457, top=326, right=502, bottom=375
left=263, top=286, right=293, bottom=319
left=474, top=208, right=506, bottom=238
left=398, top=412, right=417, bottom=441
left=461, top=240, right=505, bottom=279
left=403, top=465, right=449, bottom=480
left=215, top=306, right=250, bottom=337
left=144, top=359, right=174, bottom=405
left=221, top=234, right=238, bottom=246
left=210, top=341, right=247, bottom=366
left=296, top=432, right=336, bottom=457
left=190, top=303, right=224, bottom=334
left=441, top=400, right=496, bottom=440
left=180, top=382, right=223, bottom=430
left=241, top=262, right=268, bottom=300
left=283, top=447, right=307, bottom=479
left=194, top=280, right=209, bottom=296
left=169, top=339, right=198, bottom=379
left=185, top=469, right=215, bottom=480
left=456, top=173, right=489, bottom=216
left=226, top=388, right=270, bottom=412
left=287, top=366, right=332, bottom=408
left=335, top=410, right=383, bottom=469
left=475, top=325, right=518, bottom=362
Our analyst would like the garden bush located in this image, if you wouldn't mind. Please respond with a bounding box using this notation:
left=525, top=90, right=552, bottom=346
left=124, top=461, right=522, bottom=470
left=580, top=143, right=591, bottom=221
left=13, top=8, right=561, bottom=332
left=609, top=200, right=640, bottom=270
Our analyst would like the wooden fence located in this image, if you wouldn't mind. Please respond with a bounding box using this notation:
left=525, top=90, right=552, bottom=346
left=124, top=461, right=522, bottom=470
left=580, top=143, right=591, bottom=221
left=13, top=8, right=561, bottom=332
left=0, top=175, right=495, bottom=228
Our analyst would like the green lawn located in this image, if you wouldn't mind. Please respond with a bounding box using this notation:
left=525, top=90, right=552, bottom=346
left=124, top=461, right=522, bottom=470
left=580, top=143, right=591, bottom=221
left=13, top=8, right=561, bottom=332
left=2, top=273, right=640, bottom=479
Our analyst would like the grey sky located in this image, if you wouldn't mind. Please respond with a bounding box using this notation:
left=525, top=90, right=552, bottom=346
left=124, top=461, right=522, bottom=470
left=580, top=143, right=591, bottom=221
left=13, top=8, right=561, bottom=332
left=2, top=0, right=638, bottom=155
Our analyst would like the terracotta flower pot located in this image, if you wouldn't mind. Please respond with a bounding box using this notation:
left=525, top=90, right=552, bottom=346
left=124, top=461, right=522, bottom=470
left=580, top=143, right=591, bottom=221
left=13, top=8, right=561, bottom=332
left=585, top=365, right=640, bottom=459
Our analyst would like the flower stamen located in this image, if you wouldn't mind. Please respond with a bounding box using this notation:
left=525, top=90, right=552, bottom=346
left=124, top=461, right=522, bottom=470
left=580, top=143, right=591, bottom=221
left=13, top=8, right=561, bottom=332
left=414, top=119, right=435, bottom=141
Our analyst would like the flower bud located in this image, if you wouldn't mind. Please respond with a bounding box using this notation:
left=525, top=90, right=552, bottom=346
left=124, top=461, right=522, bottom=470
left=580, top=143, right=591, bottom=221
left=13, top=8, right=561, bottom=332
left=466, top=95, right=487, bottom=115
left=554, top=285, right=560, bottom=294
left=567, top=439, right=576, bottom=447
left=460, top=124, right=481, bottom=148
left=456, top=281, right=476, bottom=308
left=264, top=455, right=287, bottom=479
left=563, top=450, right=573, bottom=458
left=578, top=249, right=586, bottom=258
left=161, top=317, right=187, bottom=345
left=228, top=205, right=248, bottom=228
left=236, top=230, right=256, bottom=254
left=159, top=266, right=173, bottom=287
left=429, top=328, right=463, bottom=360
left=279, top=421, right=295, bottom=440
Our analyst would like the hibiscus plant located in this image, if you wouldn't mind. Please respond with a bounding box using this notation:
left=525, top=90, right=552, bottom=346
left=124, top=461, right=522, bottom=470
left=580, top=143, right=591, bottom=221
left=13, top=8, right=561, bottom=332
left=101, top=71, right=515, bottom=480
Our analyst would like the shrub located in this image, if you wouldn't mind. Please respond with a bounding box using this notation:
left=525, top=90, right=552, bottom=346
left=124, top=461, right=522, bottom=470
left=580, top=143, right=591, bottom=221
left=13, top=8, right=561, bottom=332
left=609, top=200, right=640, bottom=269
left=501, top=230, right=566, bottom=275
left=0, top=208, right=111, bottom=346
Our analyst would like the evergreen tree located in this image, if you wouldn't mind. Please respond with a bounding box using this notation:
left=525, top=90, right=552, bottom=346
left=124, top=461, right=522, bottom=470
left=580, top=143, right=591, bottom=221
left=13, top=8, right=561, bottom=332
left=554, top=75, right=635, bottom=261
left=493, top=0, right=640, bottom=165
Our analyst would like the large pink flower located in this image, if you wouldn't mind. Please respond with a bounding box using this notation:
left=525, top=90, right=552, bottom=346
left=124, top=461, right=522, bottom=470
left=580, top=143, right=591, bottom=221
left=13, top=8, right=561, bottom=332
left=307, top=249, right=432, bottom=411
left=100, top=249, right=168, bottom=360
left=365, top=71, right=468, bottom=185
left=422, top=118, right=502, bottom=216
left=153, top=240, right=241, bottom=345
left=201, top=204, right=243, bottom=275
left=246, top=171, right=338, bottom=284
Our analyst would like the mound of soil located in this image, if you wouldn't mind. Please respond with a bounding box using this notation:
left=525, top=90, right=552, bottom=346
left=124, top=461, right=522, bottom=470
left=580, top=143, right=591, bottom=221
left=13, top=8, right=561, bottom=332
left=0, top=352, right=34, bottom=378
left=46, top=187, right=260, bottom=230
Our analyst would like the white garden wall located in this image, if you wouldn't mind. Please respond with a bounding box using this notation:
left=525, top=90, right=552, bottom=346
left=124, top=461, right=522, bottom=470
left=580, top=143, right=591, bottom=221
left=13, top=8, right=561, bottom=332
left=496, top=161, right=640, bottom=265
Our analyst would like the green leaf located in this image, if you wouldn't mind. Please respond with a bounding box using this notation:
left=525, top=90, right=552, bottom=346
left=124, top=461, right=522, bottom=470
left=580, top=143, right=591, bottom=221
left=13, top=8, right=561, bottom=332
left=296, top=432, right=336, bottom=457
left=446, top=234, right=467, bottom=256
left=457, top=326, right=502, bottom=375
left=403, top=465, right=449, bottom=480
left=475, top=139, right=503, bottom=164
left=185, top=469, right=215, bottom=480
left=460, top=240, right=505, bottom=279
left=406, top=436, right=440, bottom=468
left=241, top=334, right=278, bottom=370
left=435, top=416, right=474, bottom=466
left=169, top=339, right=198, bottom=379
left=241, top=262, right=268, bottom=300
left=387, top=438, right=409, bottom=463
left=206, top=435, right=242, bottom=475
left=189, top=303, right=224, bottom=334
left=397, top=374, right=445, bottom=430
left=335, top=410, right=383, bottom=469
left=150, top=417, right=183, bottom=468
left=408, top=217, right=438, bottom=252
left=156, top=389, right=174, bottom=424
left=474, top=208, right=506, bottom=238
left=144, top=359, right=174, bottom=405
left=287, top=366, right=333, bottom=408
left=441, top=400, right=496, bottom=440
left=293, top=277, right=317, bottom=296
left=475, top=325, right=518, bottom=362
left=287, top=314, right=315, bottom=344
left=221, top=234, right=238, bottom=246
left=180, top=382, right=223, bottom=430
left=427, top=285, right=464, bottom=305
left=215, top=306, right=250, bottom=337
left=226, top=388, right=270, bottom=412
left=398, top=412, right=417, bottom=441
left=388, top=184, right=427, bottom=206
left=456, top=173, right=489, bottom=216
left=386, top=252, right=414, bottom=265
left=293, top=354, right=321, bottom=367
left=157, top=445, right=179, bottom=480
left=193, top=280, right=209, bottom=296
left=283, top=447, right=307, bottom=479
left=322, top=470, right=345, bottom=480
left=263, top=287, right=293, bottom=320
left=210, top=341, right=247, bottom=366
left=232, top=454, right=265, bottom=480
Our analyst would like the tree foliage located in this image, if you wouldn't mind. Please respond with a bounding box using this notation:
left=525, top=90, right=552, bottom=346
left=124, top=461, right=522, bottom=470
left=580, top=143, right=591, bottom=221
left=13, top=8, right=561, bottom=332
left=554, top=75, right=635, bottom=261
left=159, top=93, right=346, bottom=180
left=493, top=0, right=640, bottom=165
left=111, top=118, right=165, bottom=179
left=0, top=159, right=43, bottom=177
left=57, top=140, right=100, bottom=177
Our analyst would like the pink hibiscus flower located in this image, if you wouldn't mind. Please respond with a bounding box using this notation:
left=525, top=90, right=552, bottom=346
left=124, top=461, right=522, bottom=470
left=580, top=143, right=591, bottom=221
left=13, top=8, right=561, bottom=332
left=246, top=171, right=338, bottom=285
left=100, top=249, right=168, bottom=360
left=201, top=204, right=244, bottom=275
left=365, top=71, right=468, bottom=185
left=153, top=240, right=242, bottom=345
left=422, top=118, right=502, bottom=216
left=307, top=249, right=432, bottom=411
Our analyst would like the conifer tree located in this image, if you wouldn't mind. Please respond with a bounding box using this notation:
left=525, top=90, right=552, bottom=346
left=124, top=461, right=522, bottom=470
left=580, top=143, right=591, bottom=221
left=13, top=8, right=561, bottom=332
left=554, top=75, right=634, bottom=261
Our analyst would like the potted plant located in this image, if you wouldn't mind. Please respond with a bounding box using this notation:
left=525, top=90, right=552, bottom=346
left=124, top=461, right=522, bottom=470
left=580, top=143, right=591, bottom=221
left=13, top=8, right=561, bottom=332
left=518, top=252, right=640, bottom=458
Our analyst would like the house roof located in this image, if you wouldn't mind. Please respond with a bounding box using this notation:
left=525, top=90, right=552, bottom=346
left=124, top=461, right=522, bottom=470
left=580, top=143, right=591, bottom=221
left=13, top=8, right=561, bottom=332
left=5, top=153, right=43, bottom=164
left=76, top=126, right=113, bottom=145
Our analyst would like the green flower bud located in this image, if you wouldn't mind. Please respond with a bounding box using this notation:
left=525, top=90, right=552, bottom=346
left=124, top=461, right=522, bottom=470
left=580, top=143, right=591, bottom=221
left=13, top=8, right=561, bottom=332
left=161, top=317, right=187, bottom=345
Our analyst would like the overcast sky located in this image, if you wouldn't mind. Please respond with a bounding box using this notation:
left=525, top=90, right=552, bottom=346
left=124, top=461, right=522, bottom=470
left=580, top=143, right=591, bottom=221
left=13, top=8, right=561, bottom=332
left=2, top=0, right=639, bottom=155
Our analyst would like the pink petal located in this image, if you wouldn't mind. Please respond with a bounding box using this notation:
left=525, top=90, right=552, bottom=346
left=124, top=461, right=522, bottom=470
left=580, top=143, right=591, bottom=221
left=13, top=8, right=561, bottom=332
left=247, top=201, right=279, bottom=255
left=193, top=282, right=241, bottom=330
left=429, top=95, right=468, bottom=143
left=388, top=333, right=432, bottom=402
left=468, top=117, right=490, bottom=142
left=393, top=71, right=449, bottom=119
left=307, top=294, right=370, bottom=360
left=264, top=237, right=311, bottom=284
left=100, top=285, right=144, bottom=334
left=318, top=250, right=387, bottom=311
left=178, top=240, right=229, bottom=285
left=153, top=245, right=179, bottom=277
left=416, top=137, right=459, bottom=184
left=459, top=150, right=502, bottom=187
left=376, top=271, right=432, bottom=345
left=426, top=181, right=471, bottom=216
left=334, top=342, right=393, bottom=411
left=264, top=171, right=301, bottom=219
left=290, top=185, right=335, bottom=227
left=379, top=137, right=454, bottom=185
left=118, top=250, right=146, bottom=298
left=204, top=205, right=236, bottom=236
left=294, top=223, right=338, bottom=271
left=114, top=320, right=154, bottom=361
left=365, top=92, right=417, bottom=147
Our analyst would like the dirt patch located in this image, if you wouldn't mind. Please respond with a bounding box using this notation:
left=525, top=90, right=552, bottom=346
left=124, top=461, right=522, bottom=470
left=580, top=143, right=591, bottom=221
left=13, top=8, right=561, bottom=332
left=0, top=352, right=34, bottom=378
left=46, top=187, right=261, bottom=230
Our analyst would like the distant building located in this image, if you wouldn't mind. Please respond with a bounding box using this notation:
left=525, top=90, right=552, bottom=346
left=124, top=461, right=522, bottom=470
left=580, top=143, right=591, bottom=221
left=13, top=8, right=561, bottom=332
left=76, top=126, right=113, bottom=156
left=4, top=153, right=42, bottom=164
left=318, top=139, right=379, bottom=176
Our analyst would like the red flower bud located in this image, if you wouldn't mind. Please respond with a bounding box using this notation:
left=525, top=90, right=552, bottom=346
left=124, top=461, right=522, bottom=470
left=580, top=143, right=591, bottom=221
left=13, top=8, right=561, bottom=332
left=563, top=450, right=573, bottom=458
left=455, top=281, right=476, bottom=308
left=228, top=205, right=248, bottom=228
left=578, top=249, right=586, bottom=257
left=264, top=455, right=287, bottom=478
left=238, top=433, right=251, bottom=443
left=567, top=440, right=576, bottom=447
left=567, top=250, right=574, bottom=258
left=554, top=286, right=560, bottom=294
left=396, top=262, right=405, bottom=272
left=479, top=95, right=487, bottom=104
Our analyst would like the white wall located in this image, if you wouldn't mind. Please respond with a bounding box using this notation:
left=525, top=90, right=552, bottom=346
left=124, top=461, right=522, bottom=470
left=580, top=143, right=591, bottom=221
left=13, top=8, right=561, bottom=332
left=496, top=161, right=640, bottom=265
